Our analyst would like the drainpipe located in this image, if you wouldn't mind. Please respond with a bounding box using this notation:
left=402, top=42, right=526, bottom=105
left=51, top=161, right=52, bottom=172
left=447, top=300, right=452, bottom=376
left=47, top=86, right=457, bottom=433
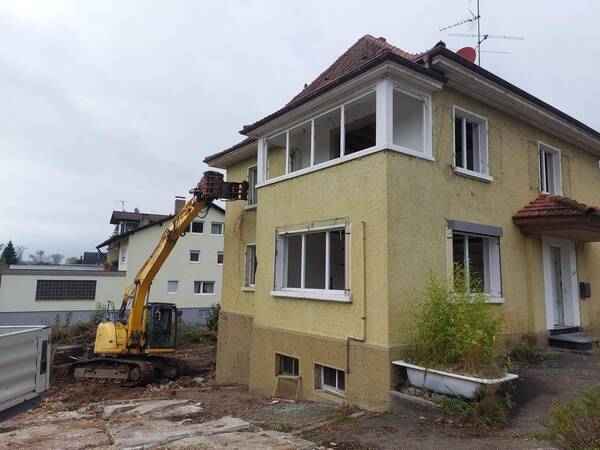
left=346, top=221, right=367, bottom=374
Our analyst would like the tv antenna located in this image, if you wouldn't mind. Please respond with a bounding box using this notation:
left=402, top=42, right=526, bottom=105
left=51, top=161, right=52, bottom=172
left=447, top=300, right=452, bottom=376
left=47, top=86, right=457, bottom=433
left=439, top=0, right=524, bottom=65
left=115, top=200, right=126, bottom=211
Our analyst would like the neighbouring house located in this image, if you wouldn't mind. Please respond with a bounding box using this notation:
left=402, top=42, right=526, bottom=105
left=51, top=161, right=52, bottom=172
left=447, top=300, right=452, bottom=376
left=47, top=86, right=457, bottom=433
left=206, top=35, right=600, bottom=411
left=0, top=200, right=225, bottom=326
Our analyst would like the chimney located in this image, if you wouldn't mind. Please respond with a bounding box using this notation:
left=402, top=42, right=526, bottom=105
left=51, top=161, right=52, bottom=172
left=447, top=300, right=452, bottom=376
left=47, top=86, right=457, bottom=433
left=174, top=196, right=186, bottom=214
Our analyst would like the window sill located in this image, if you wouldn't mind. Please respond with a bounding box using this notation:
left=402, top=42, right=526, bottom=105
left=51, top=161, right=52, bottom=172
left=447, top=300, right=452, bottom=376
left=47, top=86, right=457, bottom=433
left=210, top=234, right=224, bottom=237
left=453, top=167, right=493, bottom=183
left=244, top=204, right=257, bottom=211
left=316, top=388, right=346, bottom=401
left=193, top=293, right=215, bottom=296
left=242, top=286, right=255, bottom=292
left=271, top=289, right=351, bottom=303
left=485, top=295, right=504, bottom=304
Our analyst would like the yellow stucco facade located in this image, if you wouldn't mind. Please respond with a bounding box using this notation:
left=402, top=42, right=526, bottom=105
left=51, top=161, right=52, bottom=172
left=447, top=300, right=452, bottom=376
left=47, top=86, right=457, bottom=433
left=215, top=84, right=600, bottom=411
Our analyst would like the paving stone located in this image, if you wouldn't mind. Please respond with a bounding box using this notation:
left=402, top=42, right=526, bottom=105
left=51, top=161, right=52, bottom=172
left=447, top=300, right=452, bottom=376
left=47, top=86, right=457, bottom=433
left=107, top=416, right=250, bottom=449
left=103, top=402, right=145, bottom=419
left=0, top=423, right=109, bottom=450
left=163, top=430, right=315, bottom=449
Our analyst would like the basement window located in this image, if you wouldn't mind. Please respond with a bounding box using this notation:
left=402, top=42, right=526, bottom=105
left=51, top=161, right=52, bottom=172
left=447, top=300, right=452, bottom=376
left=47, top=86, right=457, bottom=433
left=276, top=354, right=299, bottom=376
left=452, top=232, right=502, bottom=298
left=315, top=364, right=345, bottom=394
left=273, top=226, right=348, bottom=301
left=194, top=281, right=215, bottom=295
left=539, top=143, right=562, bottom=194
left=245, top=244, right=257, bottom=287
left=453, top=107, right=489, bottom=179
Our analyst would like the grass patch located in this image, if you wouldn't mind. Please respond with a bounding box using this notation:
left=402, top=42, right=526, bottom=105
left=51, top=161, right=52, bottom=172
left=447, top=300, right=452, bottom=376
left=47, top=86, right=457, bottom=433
left=439, top=389, right=515, bottom=427
left=509, top=343, right=546, bottom=365
left=536, top=386, right=600, bottom=450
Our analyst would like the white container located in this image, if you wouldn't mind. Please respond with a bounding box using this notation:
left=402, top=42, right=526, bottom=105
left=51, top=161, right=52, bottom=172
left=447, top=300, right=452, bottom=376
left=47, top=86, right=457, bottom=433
left=0, top=325, right=52, bottom=421
left=393, top=360, right=518, bottom=399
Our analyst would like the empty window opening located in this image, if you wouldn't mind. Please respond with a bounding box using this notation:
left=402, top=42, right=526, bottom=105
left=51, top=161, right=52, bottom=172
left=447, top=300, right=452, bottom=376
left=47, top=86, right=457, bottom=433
left=344, top=92, right=376, bottom=155
left=452, top=232, right=501, bottom=297
left=189, top=250, right=200, bottom=263
left=314, top=108, right=341, bottom=165
left=393, top=89, right=424, bottom=152
left=217, top=251, right=224, bottom=265
left=539, top=144, right=561, bottom=194
left=316, top=364, right=345, bottom=393
left=247, top=166, right=258, bottom=206
left=289, top=122, right=311, bottom=173
left=276, top=354, right=299, bottom=376
left=189, top=221, right=204, bottom=234
left=167, top=280, right=179, bottom=294
left=267, top=132, right=287, bottom=179
left=211, top=222, right=224, bottom=235
left=245, top=244, right=257, bottom=287
left=454, top=108, right=488, bottom=175
left=194, top=281, right=215, bottom=294
left=278, top=228, right=346, bottom=292
left=35, top=280, right=96, bottom=301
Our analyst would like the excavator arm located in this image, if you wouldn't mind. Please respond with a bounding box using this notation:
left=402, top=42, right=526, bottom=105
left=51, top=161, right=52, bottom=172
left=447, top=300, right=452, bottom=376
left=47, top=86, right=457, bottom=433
left=120, top=171, right=247, bottom=350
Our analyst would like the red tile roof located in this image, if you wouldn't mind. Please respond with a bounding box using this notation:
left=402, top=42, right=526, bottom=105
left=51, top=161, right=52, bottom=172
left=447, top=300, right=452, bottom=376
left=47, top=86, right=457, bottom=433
left=513, top=194, right=600, bottom=219
left=288, top=35, right=427, bottom=105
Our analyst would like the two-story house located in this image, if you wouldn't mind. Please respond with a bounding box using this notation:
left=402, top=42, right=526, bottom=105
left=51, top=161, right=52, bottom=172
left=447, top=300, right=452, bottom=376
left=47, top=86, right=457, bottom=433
left=205, top=35, right=600, bottom=411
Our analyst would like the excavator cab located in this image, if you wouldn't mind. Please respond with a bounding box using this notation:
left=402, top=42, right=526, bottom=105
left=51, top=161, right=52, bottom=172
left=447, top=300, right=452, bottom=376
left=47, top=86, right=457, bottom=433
left=145, top=303, right=178, bottom=350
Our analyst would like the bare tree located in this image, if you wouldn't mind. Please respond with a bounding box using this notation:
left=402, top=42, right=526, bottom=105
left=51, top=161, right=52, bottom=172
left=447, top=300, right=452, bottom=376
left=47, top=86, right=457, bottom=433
left=15, top=246, right=26, bottom=263
left=49, top=253, right=64, bottom=265
left=29, top=250, right=48, bottom=265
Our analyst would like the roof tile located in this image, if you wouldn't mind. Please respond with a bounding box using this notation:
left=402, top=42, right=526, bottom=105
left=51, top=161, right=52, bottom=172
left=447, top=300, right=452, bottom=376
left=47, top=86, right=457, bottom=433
left=513, top=194, right=600, bottom=219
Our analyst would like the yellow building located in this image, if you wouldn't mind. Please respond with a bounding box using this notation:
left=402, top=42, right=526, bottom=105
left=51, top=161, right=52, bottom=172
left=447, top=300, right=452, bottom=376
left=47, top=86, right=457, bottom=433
left=205, top=35, right=600, bottom=411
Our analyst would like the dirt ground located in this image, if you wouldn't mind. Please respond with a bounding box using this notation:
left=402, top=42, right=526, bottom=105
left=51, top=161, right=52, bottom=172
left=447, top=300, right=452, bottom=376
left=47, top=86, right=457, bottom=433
left=2, top=343, right=598, bottom=449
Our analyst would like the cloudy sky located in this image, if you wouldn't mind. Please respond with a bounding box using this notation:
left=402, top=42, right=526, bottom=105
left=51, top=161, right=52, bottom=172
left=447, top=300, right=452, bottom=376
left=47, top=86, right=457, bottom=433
left=1, top=0, right=599, bottom=259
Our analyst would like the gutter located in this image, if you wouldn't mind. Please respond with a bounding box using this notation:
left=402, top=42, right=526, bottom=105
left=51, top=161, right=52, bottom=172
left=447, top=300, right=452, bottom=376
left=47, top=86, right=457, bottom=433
left=346, top=221, right=367, bottom=374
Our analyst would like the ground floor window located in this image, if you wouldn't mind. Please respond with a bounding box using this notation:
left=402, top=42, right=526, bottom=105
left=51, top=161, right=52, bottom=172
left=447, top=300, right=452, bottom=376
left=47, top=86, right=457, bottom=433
left=452, top=232, right=501, bottom=297
left=276, top=353, right=299, bottom=376
left=193, top=281, right=215, bottom=294
left=275, top=227, right=346, bottom=293
left=315, top=364, right=345, bottom=394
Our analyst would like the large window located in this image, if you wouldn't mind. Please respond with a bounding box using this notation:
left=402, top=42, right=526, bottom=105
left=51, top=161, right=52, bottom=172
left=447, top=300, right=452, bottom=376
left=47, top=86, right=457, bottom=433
left=454, top=107, right=489, bottom=177
left=539, top=143, right=561, bottom=194
left=274, top=227, right=347, bottom=299
left=35, top=280, right=96, bottom=301
left=245, top=244, right=257, bottom=287
left=247, top=166, right=258, bottom=206
left=452, top=232, right=501, bottom=297
left=344, top=92, right=376, bottom=155
left=193, top=281, right=215, bottom=294
left=393, top=89, right=425, bottom=153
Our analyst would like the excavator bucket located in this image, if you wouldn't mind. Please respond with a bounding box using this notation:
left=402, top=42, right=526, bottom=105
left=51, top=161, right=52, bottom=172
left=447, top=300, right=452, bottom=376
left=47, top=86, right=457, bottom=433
left=198, top=171, right=249, bottom=201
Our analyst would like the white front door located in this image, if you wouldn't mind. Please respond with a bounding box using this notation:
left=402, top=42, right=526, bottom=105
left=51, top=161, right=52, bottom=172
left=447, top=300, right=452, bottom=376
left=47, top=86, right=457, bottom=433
left=542, top=237, right=580, bottom=329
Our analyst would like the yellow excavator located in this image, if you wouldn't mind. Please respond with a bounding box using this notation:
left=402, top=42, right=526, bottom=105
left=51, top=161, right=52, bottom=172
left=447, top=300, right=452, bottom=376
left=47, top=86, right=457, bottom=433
left=70, top=171, right=248, bottom=385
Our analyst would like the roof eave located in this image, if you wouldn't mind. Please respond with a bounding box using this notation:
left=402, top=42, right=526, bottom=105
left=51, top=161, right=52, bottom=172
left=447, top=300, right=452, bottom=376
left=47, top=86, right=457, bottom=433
left=429, top=48, right=600, bottom=155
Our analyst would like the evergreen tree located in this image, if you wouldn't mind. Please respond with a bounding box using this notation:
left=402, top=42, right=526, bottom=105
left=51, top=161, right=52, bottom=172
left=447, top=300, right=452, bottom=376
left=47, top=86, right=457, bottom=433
left=1, top=241, right=18, bottom=265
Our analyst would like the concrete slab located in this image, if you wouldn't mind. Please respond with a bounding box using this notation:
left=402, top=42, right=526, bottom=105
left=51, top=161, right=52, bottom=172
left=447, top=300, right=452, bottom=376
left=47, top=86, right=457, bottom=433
left=0, top=423, right=109, bottom=450
left=162, top=430, right=315, bottom=449
left=107, top=416, right=250, bottom=449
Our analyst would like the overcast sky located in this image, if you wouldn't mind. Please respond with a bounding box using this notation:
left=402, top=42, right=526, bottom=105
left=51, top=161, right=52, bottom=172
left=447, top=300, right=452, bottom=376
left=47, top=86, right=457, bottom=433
left=1, top=0, right=599, bottom=259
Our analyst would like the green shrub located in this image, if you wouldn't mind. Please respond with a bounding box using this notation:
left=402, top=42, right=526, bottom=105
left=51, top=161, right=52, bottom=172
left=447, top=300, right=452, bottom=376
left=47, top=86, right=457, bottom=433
left=510, top=342, right=545, bottom=364
left=538, top=386, right=600, bottom=450
left=178, top=320, right=216, bottom=345
left=440, top=389, right=515, bottom=426
left=408, top=267, right=502, bottom=377
left=205, top=303, right=221, bottom=332
left=89, top=302, right=107, bottom=325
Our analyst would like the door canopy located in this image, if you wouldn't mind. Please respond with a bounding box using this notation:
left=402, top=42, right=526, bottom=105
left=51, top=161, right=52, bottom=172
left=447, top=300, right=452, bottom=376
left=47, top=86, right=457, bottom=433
left=513, top=194, right=600, bottom=242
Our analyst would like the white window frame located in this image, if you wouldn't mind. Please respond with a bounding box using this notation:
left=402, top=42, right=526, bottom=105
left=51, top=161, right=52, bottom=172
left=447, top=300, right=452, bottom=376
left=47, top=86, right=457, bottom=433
left=538, top=141, right=562, bottom=195
left=452, top=106, right=492, bottom=182
left=272, top=224, right=350, bottom=302
left=217, top=251, right=224, bottom=265
left=193, top=280, right=215, bottom=295
left=244, top=244, right=257, bottom=289
left=189, top=220, right=204, bottom=234
left=210, top=222, right=224, bottom=236
left=316, top=364, right=346, bottom=395
left=246, top=165, right=258, bottom=207
left=452, top=231, right=502, bottom=300
left=189, top=250, right=200, bottom=263
left=257, top=78, right=435, bottom=187
left=167, top=280, right=179, bottom=294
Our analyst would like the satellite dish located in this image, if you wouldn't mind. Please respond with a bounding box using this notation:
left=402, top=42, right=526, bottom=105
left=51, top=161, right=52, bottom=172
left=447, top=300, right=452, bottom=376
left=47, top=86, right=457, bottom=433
left=456, top=47, right=477, bottom=63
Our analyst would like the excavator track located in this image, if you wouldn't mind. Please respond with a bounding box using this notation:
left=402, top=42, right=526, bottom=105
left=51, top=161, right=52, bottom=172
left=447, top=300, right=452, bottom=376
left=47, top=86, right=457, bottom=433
left=69, top=357, right=155, bottom=386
